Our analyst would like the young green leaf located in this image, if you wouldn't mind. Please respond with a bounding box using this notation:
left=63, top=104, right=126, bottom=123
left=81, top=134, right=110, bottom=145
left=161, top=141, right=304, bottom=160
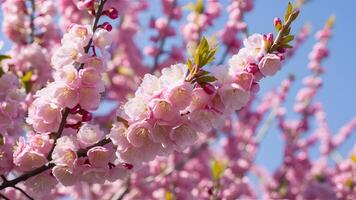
left=212, top=160, right=226, bottom=181
left=284, top=2, right=293, bottom=21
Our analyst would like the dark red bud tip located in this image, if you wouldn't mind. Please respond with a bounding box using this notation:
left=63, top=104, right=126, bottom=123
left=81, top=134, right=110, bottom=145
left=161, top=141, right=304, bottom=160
left=274, top=17, right=282, bottom=25
left=121, top=163, right=134, bottom=170
left=84, top=0, right=95, bottom=9
left=207, top=187, right=213, bottom=195
left=103, top=8, right=118, bottom=19
left=277, top=47, right=286, bottom=53
left=246, top=63, right=258, bottom=74
left=99, top=22, right=112, bottom=32
left=203, top=83, right=215, bottom=95
left=88, top=9, right=96, bottom=16
left=68, top=105, right=81, bottom=114
left=64, top=122, right=82, bottom=130
left=84, top=159, right=90, bottom=165
left=82, top=112, right=92, bottom=122
left=267, top=33, right=274, bottom=43
left=108, top=162, right=116, bottom=169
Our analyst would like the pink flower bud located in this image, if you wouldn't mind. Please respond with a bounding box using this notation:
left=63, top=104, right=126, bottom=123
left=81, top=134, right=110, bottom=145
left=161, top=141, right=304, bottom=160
left=127, top=121, right=151, bottom=147
left=87, top=146, right=110, bottom=168
left=274, top=17, right=282, bottom=31
left=258, top=53, right=282, bottom=76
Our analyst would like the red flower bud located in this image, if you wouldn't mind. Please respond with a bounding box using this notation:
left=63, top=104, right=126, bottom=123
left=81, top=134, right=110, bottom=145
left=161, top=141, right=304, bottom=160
left=203, top=83, right=215, bottom=95
left=103, top=8, right=118, bottom=19
left=99, top=22, right=112, bottom=31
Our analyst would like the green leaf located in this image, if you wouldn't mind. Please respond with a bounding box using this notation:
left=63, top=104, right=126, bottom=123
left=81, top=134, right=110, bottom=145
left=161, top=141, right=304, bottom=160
left=195, top=70, right=210, bottom=77
left=21, top=71, right=33, bottom=93
left=284, top=2, right=293, bottom=22
left=196, top=0, right=204, bottom=14
left=211, top=160, right=225, bottom=181
left=0, top=67, right=4, bottom=77
left=0, top=134, right=4, bottom=146
left=281, top=44, right=293, bottom=49
left=0, top=55, right=11, bottom=62
left=194, top=37, right=217, bottom=68
left=282, top=35, right=294, bottom=44
left=187, top=59, right=193, bottom=72
left=197, top=75, right=217, bottom=83
left=165, top=191, right=174, bottom=200
left=290, top=10, right=300, bottom=22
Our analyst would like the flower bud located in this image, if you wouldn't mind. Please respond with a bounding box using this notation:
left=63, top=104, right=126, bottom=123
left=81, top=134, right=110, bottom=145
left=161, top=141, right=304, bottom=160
left=103, top=8, right=118, bottom=19
left=99, top=22, right=112, bottom=32
left=274, top=17, right=282, bottom=31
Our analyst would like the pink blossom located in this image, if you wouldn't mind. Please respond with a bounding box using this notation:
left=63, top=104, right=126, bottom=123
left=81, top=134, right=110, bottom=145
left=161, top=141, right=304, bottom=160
left=77, top=123, right=104, bottom=147
left=258, top=53, right=282, bottom=76
left=87, top=146, right=111, bottom=168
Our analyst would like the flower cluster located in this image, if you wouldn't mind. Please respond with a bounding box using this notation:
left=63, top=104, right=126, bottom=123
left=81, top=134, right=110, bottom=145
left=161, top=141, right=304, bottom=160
left=220, top=0, right=254, bottom=54
left=110, top=30, right=291, bottom=168
left=2, top=0, right=60, bottom=91
left=0, top=73, right=25, bottom=141
left=182, top=0, right=222, bottom=45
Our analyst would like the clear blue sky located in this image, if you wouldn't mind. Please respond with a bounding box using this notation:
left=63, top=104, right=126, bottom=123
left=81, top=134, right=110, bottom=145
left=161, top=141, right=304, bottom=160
left=0, top=0, right=355, bottom=173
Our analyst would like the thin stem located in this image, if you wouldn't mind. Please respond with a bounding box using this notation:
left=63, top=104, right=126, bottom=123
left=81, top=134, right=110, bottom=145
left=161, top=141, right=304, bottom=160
left=0, top=137, right=111, bottom=190
left=255, top=104, right=279, bottom=143
left=113, top=177, right=131, bottom=200
left=151, top=0, right=177, bottom=73
left=0, top=193, right=10, bottom=200
left=145, top=139, right=213, bottom=183
left=47, top=108, right=69, bottom=160
left=12, top=186, right=34, bottom=200
left=79, top=0, right=107, bottom=70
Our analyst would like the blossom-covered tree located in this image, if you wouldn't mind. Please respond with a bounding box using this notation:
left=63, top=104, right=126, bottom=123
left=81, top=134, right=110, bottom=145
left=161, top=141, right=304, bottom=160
left=0, top=0, right=354, bottom=199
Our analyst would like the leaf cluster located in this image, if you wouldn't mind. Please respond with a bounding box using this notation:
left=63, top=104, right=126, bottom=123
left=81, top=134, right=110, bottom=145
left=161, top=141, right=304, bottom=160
left=186, top=37, right=217, bottom=84
left=269, top=2, right=300, bottom=52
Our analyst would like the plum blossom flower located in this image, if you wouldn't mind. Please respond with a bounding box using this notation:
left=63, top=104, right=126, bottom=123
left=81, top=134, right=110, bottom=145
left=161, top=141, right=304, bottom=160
left=258, top=53, right=282, bottom=76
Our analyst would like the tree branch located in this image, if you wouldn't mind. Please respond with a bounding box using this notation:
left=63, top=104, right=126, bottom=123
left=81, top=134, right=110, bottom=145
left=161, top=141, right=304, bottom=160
left=0, top=0, right=109, bottom=191
left=12, top=185, right=34, bottom=200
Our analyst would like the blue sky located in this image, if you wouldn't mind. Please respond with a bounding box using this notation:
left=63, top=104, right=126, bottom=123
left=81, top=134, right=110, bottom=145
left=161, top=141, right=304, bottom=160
left=0, top=0, right=355, bottom=173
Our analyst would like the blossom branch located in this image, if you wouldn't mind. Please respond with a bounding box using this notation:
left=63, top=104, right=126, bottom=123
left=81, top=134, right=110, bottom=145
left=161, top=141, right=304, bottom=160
left=0, top=0, right=109, bottom=191
left=12, top=185, right=34, bottom=200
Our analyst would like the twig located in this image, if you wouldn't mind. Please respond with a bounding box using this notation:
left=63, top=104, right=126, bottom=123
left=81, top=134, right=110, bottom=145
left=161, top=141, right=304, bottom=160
left=112, top=177, right=131, bottom=200
left=255, top=104, right=279, bottom=143
left=269, top=9, right=300, bottom=52
left=145, top=139, right=213, bottom=183
left=12, top=186, right=34, bottom=200
left=0, top=193, right=10, bottom=200
left=47, top=108, right=69, bottom=160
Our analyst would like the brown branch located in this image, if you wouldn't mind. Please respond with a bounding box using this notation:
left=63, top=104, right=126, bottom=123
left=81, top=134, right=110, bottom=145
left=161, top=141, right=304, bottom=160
left=12, top=185, right=34, bottom=200
left=0, top=193, right=10, bottom=200
left=0, top=137, right=112, bottom=190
